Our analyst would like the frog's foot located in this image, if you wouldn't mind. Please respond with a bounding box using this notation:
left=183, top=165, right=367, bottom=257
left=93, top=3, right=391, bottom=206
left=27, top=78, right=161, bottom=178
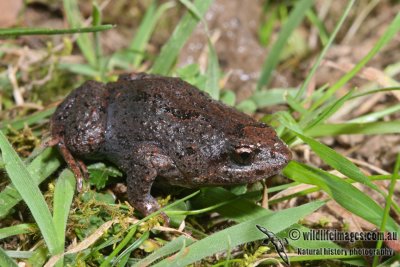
left=126, top=169, right=170, bottom=226
left=131, top=193, right=170, bottom=224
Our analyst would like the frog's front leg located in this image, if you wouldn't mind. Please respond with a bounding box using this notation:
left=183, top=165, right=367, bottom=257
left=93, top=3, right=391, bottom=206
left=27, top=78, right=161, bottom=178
left=126, top=162, right=159, bottom=215
left=118, top=144, right=176, bottom=224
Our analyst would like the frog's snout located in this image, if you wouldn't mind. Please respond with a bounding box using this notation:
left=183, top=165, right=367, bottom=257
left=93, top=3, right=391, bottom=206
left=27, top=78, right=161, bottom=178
left=270, top=140, right=292, bottom=165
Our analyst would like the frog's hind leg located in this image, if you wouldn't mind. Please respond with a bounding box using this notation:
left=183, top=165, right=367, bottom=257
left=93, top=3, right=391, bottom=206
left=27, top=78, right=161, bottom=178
left=46, top=134, right=88, bottom=191
left=56, top=140, right=85, bottom=191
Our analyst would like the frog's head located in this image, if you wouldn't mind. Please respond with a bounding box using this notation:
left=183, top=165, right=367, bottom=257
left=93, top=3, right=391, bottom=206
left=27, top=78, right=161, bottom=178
left=199, top=123, right=291, bottom=185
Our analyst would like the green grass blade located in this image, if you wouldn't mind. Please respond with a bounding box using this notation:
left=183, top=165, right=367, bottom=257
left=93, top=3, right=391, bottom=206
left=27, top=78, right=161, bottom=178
left=259, top=5, right=277, bottom=46
left=284, top=161, right=399, bottom=233
left=0, top=247, right=18, bottom=267
left=151, top=0, right=213, bottom=75
left=286, top=94, right=308, bottom=114
left=5, top=250, right=35, bottom=259
left=305, top=121, right=400, bottom=137
left=153, top=201, right=324, bottom=267
left=63, top=0, right=96, bottom=66
left=92, top=3, right=106, bottom=80
left=373, top=153, right=400, bottom=267
left=135, top=236, right=195, bottom=267
left=129, top=0, right=157, bottom=66
left=0, top=148, right=62, bottom=218
left=128, top=191, right=200, bottom=232
left=92, top=3, right=103, bottom=65
left=349, top=104, right=400, bottom=123
left=179, top=0, right=206, bottom=20
left=0, top=132, right=60, bottom=254
left=271, top=111, right=304, bottom=134
left=113, top=231, right=149, bottom=265
left=130, top=1, right=174, bottom=67
left=349, top=87, right=400, bottom=99
left=302, top=89, right=354, bottom=130
left=0, top=25, right=113, bottom=37
left=268, top=175, right=400, bottom=217
left=58, top=63, right=100, bottom=77
left=0, top=224, right=37, bottom=240
left=305, top=9, right=328, bottom=46
left=110, top=1, right=174, bottom=69
left=205, top=40, right=220, bottom=100
left=100, top=226, right=137, bottom=267
left=0, top=108, right=56, bottom=134
left=249, top=88, right=297, bottom=108
left=192, top=187, right=267, bottom=222
left=293, top=132, right=385, bottom=196
left=27, top=247, right=47, bottom=267
left=295, top=0, right=354, bottom=100
left=256, top=0, right=313, bottom=90
left=311, top=12, right=400, bottom=110
left=52, top=169, right=76, bottom=265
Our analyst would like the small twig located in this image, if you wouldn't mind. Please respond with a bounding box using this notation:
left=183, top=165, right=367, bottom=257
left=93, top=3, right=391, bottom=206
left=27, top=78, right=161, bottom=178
left=8, top=65, right=24, bottom=106
left=348, top=157, right=391, bottom=175
left=178, top=220, right=186, bottom=232
left=342, top=0, right=380, bottom=44
left=0, top=25, right=114, bottom=37
left=261, top=180, right=269, bottom=209
left=153, top=225, right=194, bottom=239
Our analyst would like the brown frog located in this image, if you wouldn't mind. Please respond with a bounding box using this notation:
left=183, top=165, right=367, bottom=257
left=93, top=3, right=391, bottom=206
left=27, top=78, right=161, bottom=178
left=49, top=73, right=291, bottom=220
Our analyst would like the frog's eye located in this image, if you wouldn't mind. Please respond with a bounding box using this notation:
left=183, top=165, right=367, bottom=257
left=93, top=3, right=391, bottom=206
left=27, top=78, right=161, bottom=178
left=231, top=147, right=254, bottom=166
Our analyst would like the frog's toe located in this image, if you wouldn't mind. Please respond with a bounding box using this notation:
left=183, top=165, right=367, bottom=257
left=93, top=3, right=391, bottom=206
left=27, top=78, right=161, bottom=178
left=77, top=159, right=89, bottom=180
left=76, top=176, right=83, bottom=192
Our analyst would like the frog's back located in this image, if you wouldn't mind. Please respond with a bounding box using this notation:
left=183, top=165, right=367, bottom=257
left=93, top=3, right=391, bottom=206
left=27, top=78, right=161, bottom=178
left=106, top=76, right=258, bottom=133
left=103, top=76, right=261, bottom=162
